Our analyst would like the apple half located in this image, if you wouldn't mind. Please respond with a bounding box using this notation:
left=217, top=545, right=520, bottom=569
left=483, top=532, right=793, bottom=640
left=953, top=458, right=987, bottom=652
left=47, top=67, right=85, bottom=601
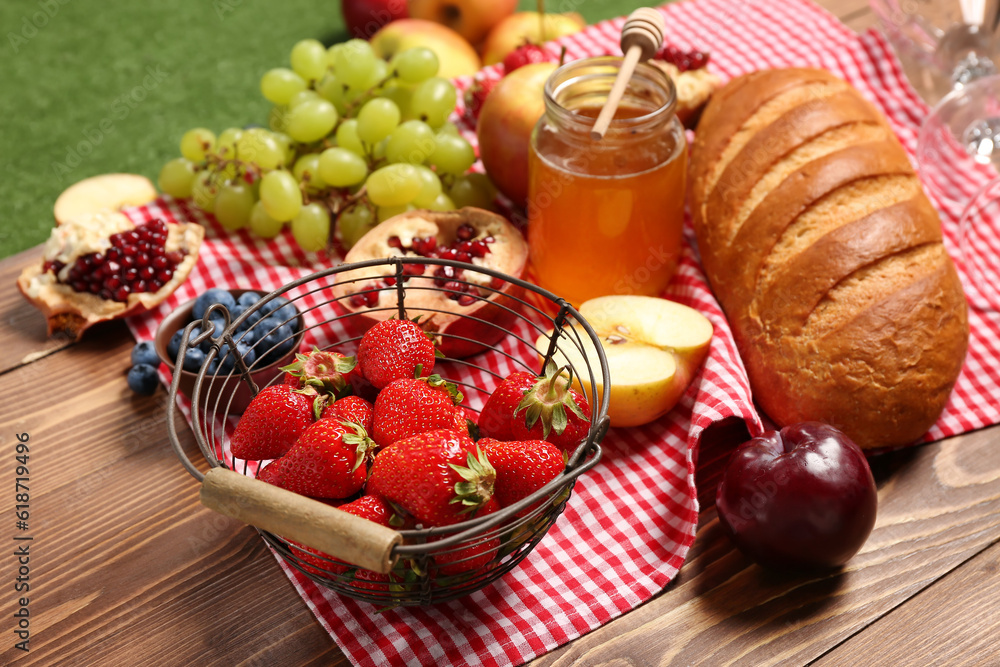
left=53, top=173, right=158, bottom=226
left=535, top=295, right=713, bottom=428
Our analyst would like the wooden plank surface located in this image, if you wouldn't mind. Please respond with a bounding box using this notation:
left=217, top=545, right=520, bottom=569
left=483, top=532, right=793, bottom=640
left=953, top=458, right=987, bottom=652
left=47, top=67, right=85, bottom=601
left=532, top=427, right=1000, bottom=666
left=0, top=292, right=344, bottom=666
left=0, top=247, right=74, bottom=375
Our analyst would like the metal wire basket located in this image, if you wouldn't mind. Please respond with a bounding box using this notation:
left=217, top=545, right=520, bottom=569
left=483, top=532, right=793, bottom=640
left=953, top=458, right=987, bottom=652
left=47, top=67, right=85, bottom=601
left=166, top=256, right=611, bottom=606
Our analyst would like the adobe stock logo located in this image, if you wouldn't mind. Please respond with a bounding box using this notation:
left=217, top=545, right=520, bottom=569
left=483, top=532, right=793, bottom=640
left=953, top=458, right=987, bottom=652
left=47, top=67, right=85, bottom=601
left=50, top=65, right=171, bottom=180
left=7, top=0, right=71, bottom=55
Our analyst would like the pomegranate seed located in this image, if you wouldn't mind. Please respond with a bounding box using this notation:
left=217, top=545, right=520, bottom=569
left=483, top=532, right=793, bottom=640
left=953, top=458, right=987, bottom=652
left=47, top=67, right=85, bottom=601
left=349, top=293, right=367, bottom=308
left=59, top=219, right=180, bottom=299
left=455, top=251, right=471, bottom=263
left=456, top=224, right=476, bottom=241
left=383, top=276, right=397, bottom=286
left=457, top=294, right=477, bottom=307
left=410, top=236, right=437, bottom=256
left=387, top=236, right=403, bottom=249
left=402, top=263, right=425, bottom=276
left=433, top=266, right=455, bottom=287
left=437, top=247, right=459, bottom=261
left=468, top=241, right=490, bottom=258
left=363, top=290, right=379, bottom=307
left=443, top=280, right=463, bottom=294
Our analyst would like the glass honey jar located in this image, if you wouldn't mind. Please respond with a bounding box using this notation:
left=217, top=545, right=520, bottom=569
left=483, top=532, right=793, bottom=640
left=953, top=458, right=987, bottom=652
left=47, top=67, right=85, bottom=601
left=527, top=56, right=687, bottom=306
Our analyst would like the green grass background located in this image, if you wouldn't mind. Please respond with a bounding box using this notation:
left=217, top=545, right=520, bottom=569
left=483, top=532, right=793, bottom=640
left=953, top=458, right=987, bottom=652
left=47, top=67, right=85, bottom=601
left=0, top=0, right=650, bottom=259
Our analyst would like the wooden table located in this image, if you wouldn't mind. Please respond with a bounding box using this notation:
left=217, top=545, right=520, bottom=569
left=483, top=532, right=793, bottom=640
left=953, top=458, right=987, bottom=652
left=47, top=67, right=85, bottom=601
left=4, top=3, right=1000, bottom=665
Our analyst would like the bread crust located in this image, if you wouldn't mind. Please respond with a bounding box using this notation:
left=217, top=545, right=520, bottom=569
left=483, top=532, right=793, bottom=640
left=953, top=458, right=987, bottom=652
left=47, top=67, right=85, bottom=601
left=690, top=68, right=969, bottom=449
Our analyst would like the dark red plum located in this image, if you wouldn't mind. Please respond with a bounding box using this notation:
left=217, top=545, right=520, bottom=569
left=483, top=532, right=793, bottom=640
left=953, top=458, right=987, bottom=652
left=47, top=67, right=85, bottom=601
left=716, top=421, right=878, bottom=570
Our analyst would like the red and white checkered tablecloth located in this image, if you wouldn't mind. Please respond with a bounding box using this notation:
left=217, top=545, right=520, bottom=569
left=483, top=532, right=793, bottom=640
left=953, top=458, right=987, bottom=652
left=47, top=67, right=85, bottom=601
left=123, top=0, right=1000, bottom=664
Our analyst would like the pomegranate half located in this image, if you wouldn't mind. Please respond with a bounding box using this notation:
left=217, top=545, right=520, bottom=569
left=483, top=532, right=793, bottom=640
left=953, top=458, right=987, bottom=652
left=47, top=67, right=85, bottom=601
left=333, top=207, right=528, bottom=358
left=17, top=211, right=204, bottom=340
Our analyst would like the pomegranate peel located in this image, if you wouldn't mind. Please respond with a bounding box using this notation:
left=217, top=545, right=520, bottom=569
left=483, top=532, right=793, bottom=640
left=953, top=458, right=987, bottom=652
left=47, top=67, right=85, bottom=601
left=17, top=212, right=204, bottom=340
left=333, top=207, right=528, bottom=358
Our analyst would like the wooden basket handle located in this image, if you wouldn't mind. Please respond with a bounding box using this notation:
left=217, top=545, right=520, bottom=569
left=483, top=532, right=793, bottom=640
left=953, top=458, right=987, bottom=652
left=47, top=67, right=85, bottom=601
left=199, top=467, right=401, bottom=574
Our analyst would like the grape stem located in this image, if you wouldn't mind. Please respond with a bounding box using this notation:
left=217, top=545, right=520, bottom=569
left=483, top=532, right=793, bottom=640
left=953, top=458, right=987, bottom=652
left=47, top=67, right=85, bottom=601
left=202, top=152, right=261, bottom=185
left=325, top=185, right=368, bottom=216
left=341, top=74, right=396, bottom=119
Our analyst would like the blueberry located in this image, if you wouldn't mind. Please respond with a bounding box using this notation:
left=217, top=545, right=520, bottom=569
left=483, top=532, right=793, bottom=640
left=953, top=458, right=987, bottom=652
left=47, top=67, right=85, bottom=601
left=259, top=296, right=298, bottom=322
left=131, top=340, right=159, bottom=367
left=259, top=325, right=295, bottom=365
left=181, top=346, right=207, bottom=373
left=218, top=341, right=257, bottom=374
left=235, top=327, right=259, bottom=345
left=206, top=358, right=220, bottom=375
left=127, top=364, right=159, bottom=396
left=167, top=331, right=184, bottom=361
left=238, top=291, right=263, bottom=309
left=193, top=288, right=237, bottom=321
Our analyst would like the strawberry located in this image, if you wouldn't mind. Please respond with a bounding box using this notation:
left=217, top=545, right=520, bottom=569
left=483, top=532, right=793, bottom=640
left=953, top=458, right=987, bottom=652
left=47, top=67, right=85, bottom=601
left=480, top=361, right=591, bottom=452
left=479, top=438, right=565, bottom=511
left=368, top=429, right=493, bottom=527
left=372, top=375, right=467, bottom=448
left=502, top=43, right=553, bottom=74
left=285, top=494, right=395, bottom=581
left=478, top=371, right=536, bottom=440
left=281, top=347, right=356, bottom=397
left=321, top=395, right=375, bottom=435
left=509, top=364, right=591, bottom=451
left=464, top=75, right=498, bottom=121
left=257, top=420, right=373, bottom=499
left=231, top=384, right=322, bottom=460
left=431, top=497, right=500, bottom=575
left=357, top=319, right=437, bottom=389
left=337, top=493, right=395, bottom=527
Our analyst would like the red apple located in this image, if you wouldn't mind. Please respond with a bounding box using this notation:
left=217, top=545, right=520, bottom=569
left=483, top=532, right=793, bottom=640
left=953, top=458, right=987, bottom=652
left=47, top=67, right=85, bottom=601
left=341, top=0, right=408, bottom=39
left=476, top=62, right=556, bottom=208
left=716, top=422, right=878, bottom=570
left=408, top=0, right=517, bottom=47
left=370, top=18, right=482, bottom=78
left=480, top=11, right=586, bottom=66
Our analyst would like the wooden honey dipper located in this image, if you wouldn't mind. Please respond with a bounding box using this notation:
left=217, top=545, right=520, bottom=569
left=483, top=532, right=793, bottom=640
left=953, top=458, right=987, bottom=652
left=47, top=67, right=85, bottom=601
left=591, top=7, right=666, bottom=140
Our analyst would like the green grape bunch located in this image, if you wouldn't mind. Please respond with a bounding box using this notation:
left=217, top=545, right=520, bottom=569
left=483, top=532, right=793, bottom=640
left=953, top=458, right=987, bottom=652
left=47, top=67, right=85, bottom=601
left=157, top=38, right=497, bottom=254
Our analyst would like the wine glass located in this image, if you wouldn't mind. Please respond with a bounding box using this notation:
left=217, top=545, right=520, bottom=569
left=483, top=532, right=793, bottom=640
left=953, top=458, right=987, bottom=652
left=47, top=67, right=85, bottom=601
left=871, top=0, right=999, bottom=103
left=917, top=74, right=1000, bottom=311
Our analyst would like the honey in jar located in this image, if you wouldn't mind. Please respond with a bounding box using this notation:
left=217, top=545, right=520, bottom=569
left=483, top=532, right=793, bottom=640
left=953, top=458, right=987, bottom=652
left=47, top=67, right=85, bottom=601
left=527, top=57, right=687, bottom=306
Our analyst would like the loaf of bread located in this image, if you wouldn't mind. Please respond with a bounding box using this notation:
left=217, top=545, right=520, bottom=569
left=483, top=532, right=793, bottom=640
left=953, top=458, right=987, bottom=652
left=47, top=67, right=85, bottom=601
left=689, top=68, right=969, bottom=449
